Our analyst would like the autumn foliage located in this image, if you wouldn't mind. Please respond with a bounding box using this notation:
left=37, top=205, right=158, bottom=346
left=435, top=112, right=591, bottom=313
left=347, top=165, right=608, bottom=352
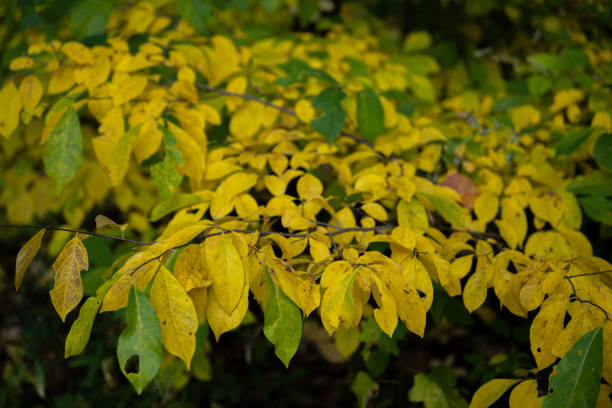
left=2, top=0, right=612, bottom=406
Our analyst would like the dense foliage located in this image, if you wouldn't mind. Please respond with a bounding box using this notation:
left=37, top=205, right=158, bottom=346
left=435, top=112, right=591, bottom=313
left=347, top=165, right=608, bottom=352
left=1, top=0, right=612, bottom=406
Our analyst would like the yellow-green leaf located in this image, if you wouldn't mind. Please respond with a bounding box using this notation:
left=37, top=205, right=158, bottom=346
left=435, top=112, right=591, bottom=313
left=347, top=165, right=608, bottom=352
left=0, top=80, right=22, bottom=138
left=65, top=297, right=100, bottom=358
left=15, top=228, right=45, bottom=291
left=263, top=264, right=303, bottom=367
left=43, top=106, right=83, bottom=194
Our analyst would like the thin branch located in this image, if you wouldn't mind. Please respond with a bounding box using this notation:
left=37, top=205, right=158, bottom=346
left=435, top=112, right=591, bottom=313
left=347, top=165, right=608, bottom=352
left=564, top=276, right=610, bottom=321
left=0, top=224, right=156, bottom=245
left=565, top=269, right=612, bottom=279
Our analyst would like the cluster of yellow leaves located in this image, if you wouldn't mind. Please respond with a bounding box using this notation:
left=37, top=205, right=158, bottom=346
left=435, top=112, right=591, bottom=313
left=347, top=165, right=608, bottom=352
left=5, top=1, right=612, bottom=400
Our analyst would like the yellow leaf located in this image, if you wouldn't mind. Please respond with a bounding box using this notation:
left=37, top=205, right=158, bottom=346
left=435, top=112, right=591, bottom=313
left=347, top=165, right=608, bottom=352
left=188, top=287, right=207, bottom=325
left=150, top=265, right=198, bottom=369
left=401, top=257, right=434, bottom=311
left=469, top=379, right=520, bottom=408
left=370, top=273, right=398, bottom=337
left=0, top=80, right=22, bottom=138
left=48, top=66, right=76, bottom=95
left=530, top=296, right=568, bottom=369
left=501, top=198, right=527, bottom=248
left=474, top=192, right=499, bottom=224
left=268, top=258, right=320, bottom=317
left=430, top=254, right=462, bottom=296
left=163, top=223, right=209, bottom=251
left=529, top=190, right=564, bottom=227
left=50, top=236, right=88, bottom=322
left=295, top=100, right=315, bottom=122
left=19, top=76, right=43, bottom=110
left=519, top=271, right=544, bottom=311
left=62, top=42, right=94, bottom=65
left=451, top=255, right=473, bottom=280
left=99, top=252, right=161, bottom=312
left=110, top=73, right=148, bottom=106
left=15, top=228, right=45, bottom=291
left=229, top=100, right=264, bottom=140
left=9, top=56, right=34, bottom=71
left=510, top=105, right=540, bottom=132
left=380, top=97, right=397, bottom=128
left=495, top=219, right=518, bottom=249
left=206, top=282, right=248, bottom=341
left=362, top=202, right=388, bottom=221
left=264, top=175, right=288, bottom=196
left=297, top=173, right=323, bottom=200
left=168, top=122, right=205, bottom=186
left=174, top=244, right=211, bottom=292
left=463, top=267, right=487, bottom=313
left=508, top=380, right=542, bottom=408
left=309, top=238, right=330, bottom=263
left=95, top=215, right=127, bottom=232
left=320, top=261, right=359, bottom=334
left=332, top=207, right=356, bottom=245
left=210, top=172, right=258, bottom=219
left=550, top=88, right=583, bottom=112
left=225, top=76, right=247, bottom=111
left=205, top=234, right=245, bottom=314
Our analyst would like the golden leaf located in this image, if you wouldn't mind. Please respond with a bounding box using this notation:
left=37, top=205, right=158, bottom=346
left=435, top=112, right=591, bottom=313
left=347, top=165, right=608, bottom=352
left=50, top=236, right=88, bottom=322
left=150, top=265, right=198, bottom=369
left=205, top=234, right=245, bottom=314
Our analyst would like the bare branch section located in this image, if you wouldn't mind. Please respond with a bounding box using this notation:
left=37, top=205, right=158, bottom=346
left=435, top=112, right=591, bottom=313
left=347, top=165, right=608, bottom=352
left=0, top=224, right=157, bottom=245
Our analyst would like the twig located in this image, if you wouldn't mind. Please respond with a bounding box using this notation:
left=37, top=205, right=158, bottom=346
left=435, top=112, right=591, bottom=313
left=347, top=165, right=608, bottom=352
left=564, top=276, right=610, bottom=321
left=0, top=224, right=156, bottom=245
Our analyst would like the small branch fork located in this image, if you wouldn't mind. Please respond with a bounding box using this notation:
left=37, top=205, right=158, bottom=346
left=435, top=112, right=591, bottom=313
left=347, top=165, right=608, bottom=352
left=564, top=270, right=612, bottom=321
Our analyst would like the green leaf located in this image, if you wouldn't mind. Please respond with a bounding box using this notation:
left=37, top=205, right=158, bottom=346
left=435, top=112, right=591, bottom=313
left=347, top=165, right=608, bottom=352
left=408, top=371, right=468, bottom=408
left=151, top=125, right=183, bottom=200
left=150, top=193, right=205, bottom=222
left=356, top=89, right=384, bottom=142
left=176, top=0, right=212, bottom=32
left=43, top=106, right=83, bottom=194
left=578, top=195, right=612, bottom=225
left=554, top=128, right=592, bottom=157
left=593, top=133, right=612, bottom=170
left=263, top=265, right=302, bottom=368
left=423, top=193, right=466, bottom=229
left=351, top=371, right=378, bottom=408
left=527, top=75, right=553, bottom=96
left=117, top=286, right=163, bottom=394
left=566, top=172, right=612, bottom=196
left=311, top=87, right=347, bottom=144
left=69, top=0, right=113, bottom=39
left=298, top=0, right=318, bottom=28
left=543, top=326, right=603, bottom=408
left=262, top=0, right=282, bottom=13
left=346, top=57, right=369, bottom=77
left=65, top=297, right=100, bottom=358
left=406, top=74, right=435, bottom=102
left=276, top=58, right=335, bottom=86
left=527, top=53, right=563, bottom=74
